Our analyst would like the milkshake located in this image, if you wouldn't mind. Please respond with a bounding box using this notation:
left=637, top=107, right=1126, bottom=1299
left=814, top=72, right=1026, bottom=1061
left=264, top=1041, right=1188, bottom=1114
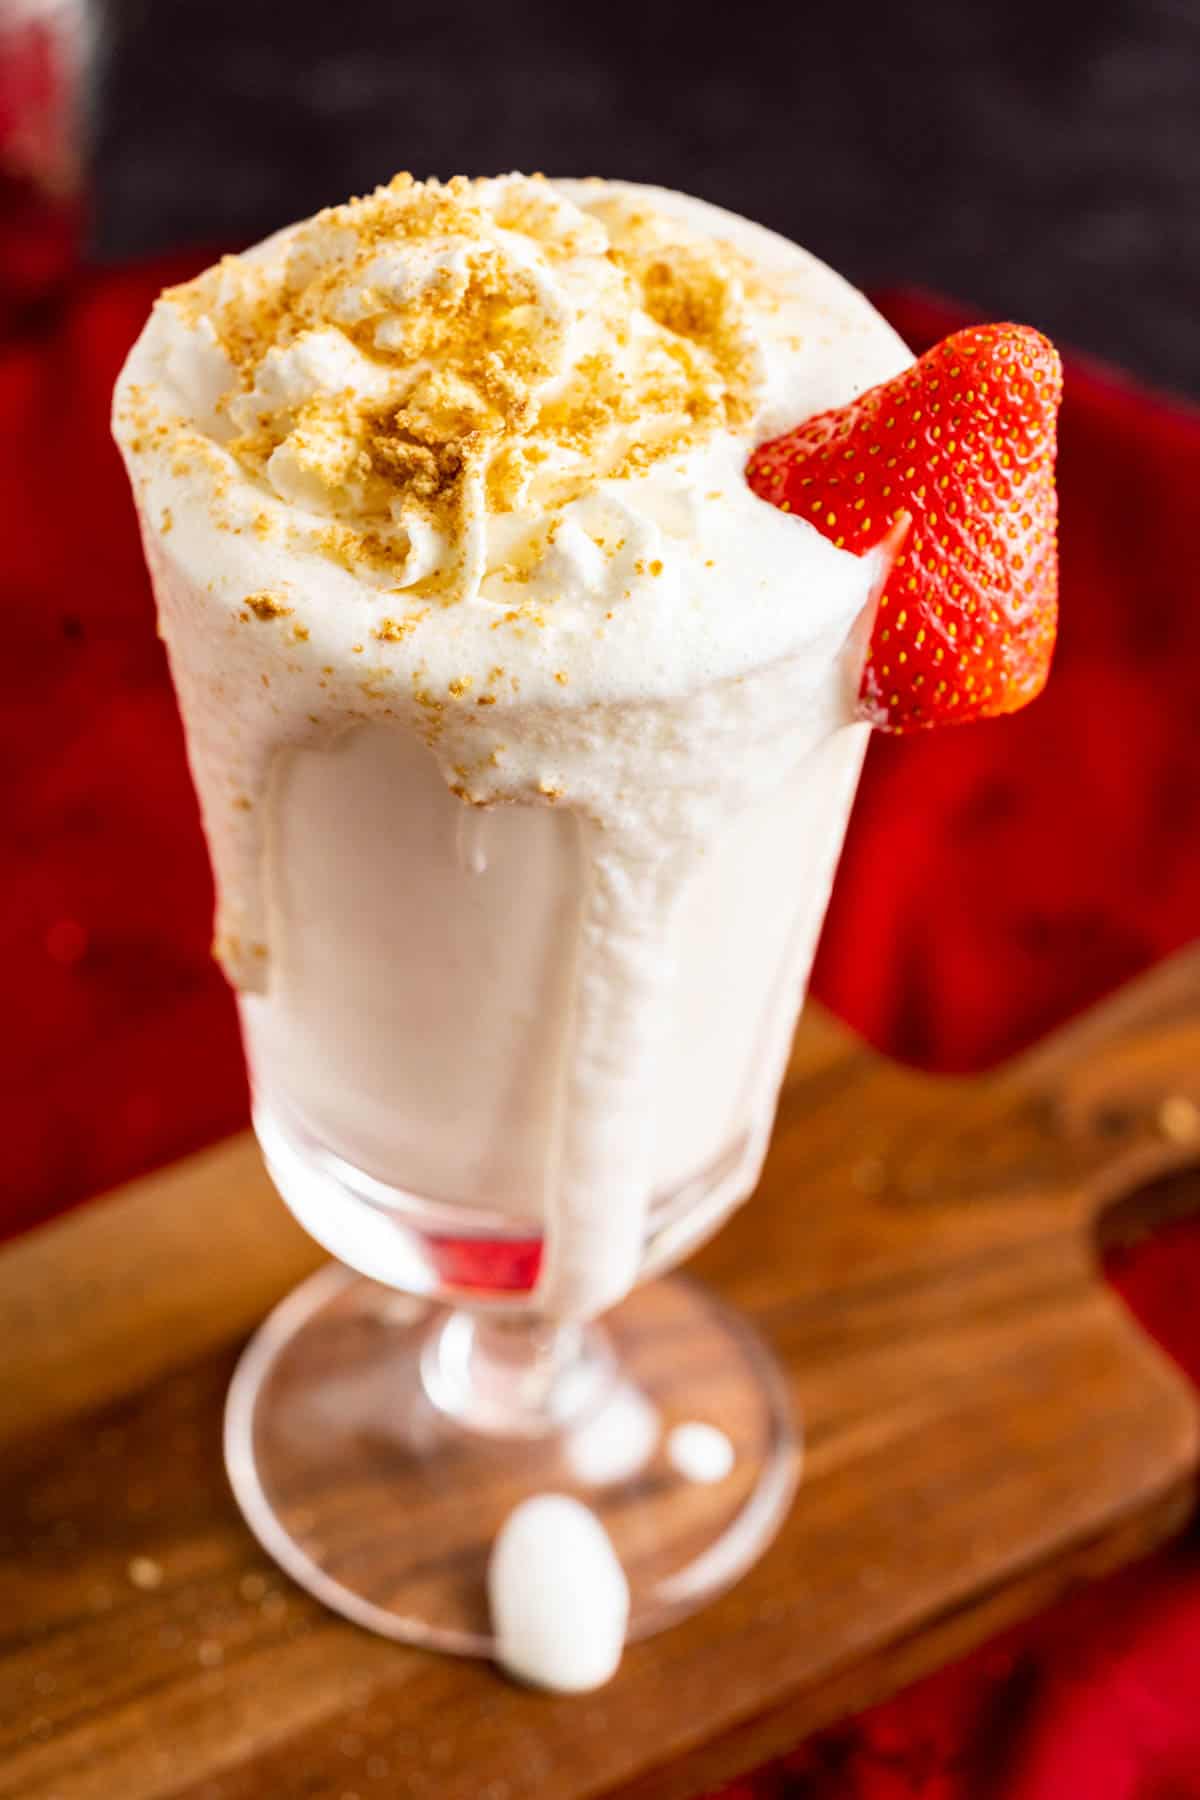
left=115, top=172, right=1061, bottom=1682
left=114, top=174, right=910, bottom=1319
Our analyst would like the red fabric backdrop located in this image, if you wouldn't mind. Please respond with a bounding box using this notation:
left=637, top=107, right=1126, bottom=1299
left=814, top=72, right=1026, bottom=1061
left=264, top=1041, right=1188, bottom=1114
left=4, top=265, right=1200, bottom=1794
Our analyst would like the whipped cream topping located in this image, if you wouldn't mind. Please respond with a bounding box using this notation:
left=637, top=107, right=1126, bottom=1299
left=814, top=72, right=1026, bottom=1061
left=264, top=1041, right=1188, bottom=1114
left=114, top=176, right=911, bottom=1318
left=139, top=172, right=764, bottom=612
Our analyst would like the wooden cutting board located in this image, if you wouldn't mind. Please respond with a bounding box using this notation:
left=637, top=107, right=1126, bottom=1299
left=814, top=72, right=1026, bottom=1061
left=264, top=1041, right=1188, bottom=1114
left=4, top=947, right=1200, bottom=1800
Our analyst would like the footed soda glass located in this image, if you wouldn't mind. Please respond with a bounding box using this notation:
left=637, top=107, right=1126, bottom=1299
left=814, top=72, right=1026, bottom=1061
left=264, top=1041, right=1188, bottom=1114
left=110, top=168, right=923, bottom=1664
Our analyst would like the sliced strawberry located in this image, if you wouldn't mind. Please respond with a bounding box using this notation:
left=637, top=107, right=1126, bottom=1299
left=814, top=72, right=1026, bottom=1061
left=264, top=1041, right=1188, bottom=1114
left=747, top=323, right=1062, bottom=733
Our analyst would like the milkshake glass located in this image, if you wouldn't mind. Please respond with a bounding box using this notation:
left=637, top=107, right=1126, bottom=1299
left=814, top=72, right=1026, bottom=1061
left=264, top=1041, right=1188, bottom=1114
left=114, top=174, right=911, bottom=1658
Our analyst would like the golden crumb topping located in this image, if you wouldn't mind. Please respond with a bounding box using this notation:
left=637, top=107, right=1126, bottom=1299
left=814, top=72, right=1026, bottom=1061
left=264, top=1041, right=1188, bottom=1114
left=241, top=591, right=292, bottom=621
left=158, top=174, right=764, bottom=595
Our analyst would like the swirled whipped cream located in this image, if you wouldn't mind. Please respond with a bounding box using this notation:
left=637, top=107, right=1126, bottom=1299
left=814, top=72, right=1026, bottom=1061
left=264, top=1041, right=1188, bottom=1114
left=162, top=172, right=763, bottom=607
left=117, top=178, right=908, bottom=688
left=115, top=176, right=910, bottom=1317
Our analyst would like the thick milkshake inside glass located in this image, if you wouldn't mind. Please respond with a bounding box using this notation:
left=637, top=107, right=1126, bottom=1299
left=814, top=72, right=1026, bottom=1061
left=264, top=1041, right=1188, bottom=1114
left=113, top=173, right=917, bottom=1673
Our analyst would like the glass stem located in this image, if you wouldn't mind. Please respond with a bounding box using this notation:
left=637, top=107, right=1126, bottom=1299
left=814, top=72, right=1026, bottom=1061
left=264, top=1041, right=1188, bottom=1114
left=420, top=1307, right=615, bottom=1439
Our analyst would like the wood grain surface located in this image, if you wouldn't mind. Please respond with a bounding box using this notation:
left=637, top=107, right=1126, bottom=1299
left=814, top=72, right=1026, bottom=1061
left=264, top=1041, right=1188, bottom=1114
left=4, top=948, right=1200, bottom=1800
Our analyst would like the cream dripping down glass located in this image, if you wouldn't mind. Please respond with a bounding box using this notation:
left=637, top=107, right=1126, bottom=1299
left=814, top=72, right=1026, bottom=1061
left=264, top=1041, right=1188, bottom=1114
left=114, top=173, right=912, bottom=1665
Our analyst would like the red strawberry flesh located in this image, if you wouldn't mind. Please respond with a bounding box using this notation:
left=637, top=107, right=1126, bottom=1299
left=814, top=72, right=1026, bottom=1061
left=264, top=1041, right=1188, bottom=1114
left=746, top=324, right=1062, bottom=733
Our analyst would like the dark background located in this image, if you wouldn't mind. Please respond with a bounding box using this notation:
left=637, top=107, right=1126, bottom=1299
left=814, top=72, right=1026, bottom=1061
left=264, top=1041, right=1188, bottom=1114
left=94, top=0, right=1199, bottom=398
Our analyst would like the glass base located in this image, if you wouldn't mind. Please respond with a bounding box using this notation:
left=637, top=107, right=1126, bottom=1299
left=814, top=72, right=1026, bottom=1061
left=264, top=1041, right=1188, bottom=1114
left=224, top=1265, right=800, bottom=1656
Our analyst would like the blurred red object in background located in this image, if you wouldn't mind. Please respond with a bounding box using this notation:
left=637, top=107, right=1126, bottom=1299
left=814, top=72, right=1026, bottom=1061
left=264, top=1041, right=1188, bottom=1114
left=0, top=0, right=87, bottom=330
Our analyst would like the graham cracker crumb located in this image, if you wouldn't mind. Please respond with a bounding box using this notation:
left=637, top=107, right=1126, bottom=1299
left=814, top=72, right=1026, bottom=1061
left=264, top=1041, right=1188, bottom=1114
left=244, top=592, right=292, bottom=622
left=127, top=1557, right=164, bottom=1591
left=373, top=613, right=425, bottom=643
